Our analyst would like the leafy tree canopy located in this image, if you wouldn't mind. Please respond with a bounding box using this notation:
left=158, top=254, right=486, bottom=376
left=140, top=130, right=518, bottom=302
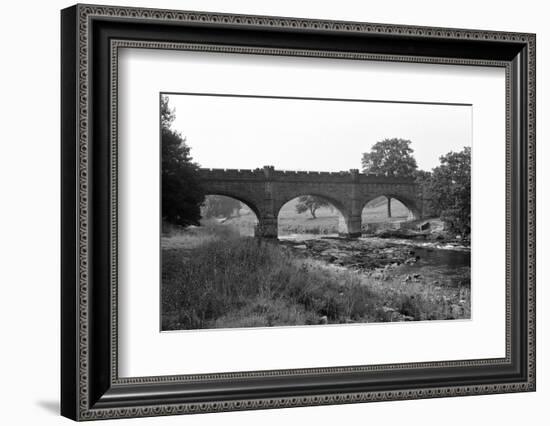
left=361, top=138, right=418, bottom=178
left=295, top=196, right=330, bottom=219
left=362, top=138, right=418, bottom=217
left=202, top=195, right=242, bottom=219
left=429, top=147, right=471, bottom=237
left=161, top=96, right=205, bottom=227
left=161, top=95, right=175, bottom=129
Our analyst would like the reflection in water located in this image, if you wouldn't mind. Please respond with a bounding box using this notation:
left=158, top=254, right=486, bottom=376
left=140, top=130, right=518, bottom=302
left=404, top=246, right=470, bottom=269
left=397, top=246, right=470, bottom=288
left=280, top=234, right=471, bottom=289
left=205, top=217, right=472, bottom=289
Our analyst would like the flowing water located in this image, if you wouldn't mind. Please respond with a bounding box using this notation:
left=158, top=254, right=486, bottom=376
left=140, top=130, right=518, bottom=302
left=280, top=234, right=471, bottom=288
left=396, top=245, right=470, bottom=288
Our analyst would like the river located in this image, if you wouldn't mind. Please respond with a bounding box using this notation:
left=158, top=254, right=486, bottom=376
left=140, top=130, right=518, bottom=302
left=279, top=234, right=471, bottom=288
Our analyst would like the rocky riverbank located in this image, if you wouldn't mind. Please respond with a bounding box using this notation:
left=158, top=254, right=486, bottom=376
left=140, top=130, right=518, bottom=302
left=163, top=224, right=472, bottom=326
left=280, top=236, right=469, bottom=270
left=278, top=234, right=471, bottom=321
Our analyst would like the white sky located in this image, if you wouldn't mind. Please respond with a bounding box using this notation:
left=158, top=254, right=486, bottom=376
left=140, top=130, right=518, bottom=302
left=166, top=94, right=471, bottom=172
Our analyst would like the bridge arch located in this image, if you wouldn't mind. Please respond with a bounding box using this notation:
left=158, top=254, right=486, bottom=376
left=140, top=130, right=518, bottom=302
left=383, top=193, right=421, bottom=220
left=196, top=167, right=425, bottom=239
left=276, top=193, right=350, bottom=237
left=361, top=193, right=421, bottom=224
left=200, top=192, right=265, bottom=237
left=202, top=191, right=261, bottom=219
left=275, top=192, right=349, bottom=220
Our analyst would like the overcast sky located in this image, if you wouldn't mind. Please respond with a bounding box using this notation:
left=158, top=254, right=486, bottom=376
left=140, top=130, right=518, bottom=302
left=165, top=93, right=471, bottom=172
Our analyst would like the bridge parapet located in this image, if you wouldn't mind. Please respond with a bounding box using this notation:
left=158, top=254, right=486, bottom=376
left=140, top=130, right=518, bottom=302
left=197, top=168, right=265, bottom=180
left=196, top=166, right=425, bottom=238
left=198, top=166, right=417, bottom=185
left=274, top=170, right=354, bottom=182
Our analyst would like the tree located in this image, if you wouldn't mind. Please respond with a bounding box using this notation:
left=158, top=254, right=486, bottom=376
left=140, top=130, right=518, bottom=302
left=295, top=196, right=330, bottom=219
left=361, top=138, right=418, bottom=217
left=429, top=147, right=471, bottom=237
left=161, top=96, right=205, bottom=227
left=161, top=95, right=175, bottom=129
left=202, top=195, right=242, bottom=219
left=413, top=169, right=433, bottom=217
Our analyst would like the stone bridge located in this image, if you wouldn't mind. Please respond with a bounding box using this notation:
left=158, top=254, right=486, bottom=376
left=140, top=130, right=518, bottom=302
left=198, top=166, right=427, bottom=238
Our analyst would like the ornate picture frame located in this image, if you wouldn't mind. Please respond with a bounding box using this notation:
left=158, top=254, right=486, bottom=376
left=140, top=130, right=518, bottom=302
left=61, top=4, right=535, bottom=421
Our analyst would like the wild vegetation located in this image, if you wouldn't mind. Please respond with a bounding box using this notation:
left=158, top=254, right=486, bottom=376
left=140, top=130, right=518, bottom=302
left=161, top=96, right=204, bottom=227
left=362, top=138, right=418, bottom=218
left=162, top=224, right=470, bottom=330
left=159, top=97, right=472, bottom=331
left=428, top=147, right=471, bottom=237
left=294, top=195, right=331, bottom=219
left=361, top=138, right=471, bottom=236
left=201, top=195, right=241, bottom=219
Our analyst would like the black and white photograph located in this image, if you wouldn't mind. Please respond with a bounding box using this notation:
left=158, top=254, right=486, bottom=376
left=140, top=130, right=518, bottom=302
left=54, top=1, right=538, bottom=422
left=160, top=93, right=472, bottom=331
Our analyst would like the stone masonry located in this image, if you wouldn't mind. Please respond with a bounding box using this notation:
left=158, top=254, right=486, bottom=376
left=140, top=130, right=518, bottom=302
left=197, top=166, right=427, bottom=238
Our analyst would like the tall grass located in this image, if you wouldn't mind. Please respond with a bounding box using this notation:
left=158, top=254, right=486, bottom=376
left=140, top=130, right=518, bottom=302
left=162, top=220, right=241, bottom=250
left=162, top=231, right=469, bottom=330
left=162, top=236, right=379, bottom=329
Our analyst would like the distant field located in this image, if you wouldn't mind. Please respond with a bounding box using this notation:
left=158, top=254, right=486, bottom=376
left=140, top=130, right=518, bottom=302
left=221, top=196, right=411, bottom=236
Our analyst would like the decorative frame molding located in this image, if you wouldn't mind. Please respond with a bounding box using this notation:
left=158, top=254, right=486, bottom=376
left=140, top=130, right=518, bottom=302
left=61, top=4, right=535, bottom=421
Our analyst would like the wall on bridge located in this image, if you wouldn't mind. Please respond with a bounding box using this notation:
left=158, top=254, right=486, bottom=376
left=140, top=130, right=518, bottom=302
left=198, top=166, right=427, bottom=238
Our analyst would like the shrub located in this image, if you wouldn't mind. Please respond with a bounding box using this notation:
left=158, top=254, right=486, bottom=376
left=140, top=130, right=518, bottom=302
left=161, top=228, right=470, bottom=329
left=162, top=235, right=382, bottom=329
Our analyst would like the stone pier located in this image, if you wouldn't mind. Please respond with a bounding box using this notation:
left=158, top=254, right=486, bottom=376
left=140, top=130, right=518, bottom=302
left=197, top=166, right=427, bottom=239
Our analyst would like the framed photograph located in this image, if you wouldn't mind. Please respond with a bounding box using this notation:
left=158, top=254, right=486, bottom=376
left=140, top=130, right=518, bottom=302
left=61, top=4, right=536, bottom=421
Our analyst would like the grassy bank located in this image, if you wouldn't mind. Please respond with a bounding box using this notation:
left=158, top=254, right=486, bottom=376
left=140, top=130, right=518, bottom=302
left=162, top=227, right=469, bottom=330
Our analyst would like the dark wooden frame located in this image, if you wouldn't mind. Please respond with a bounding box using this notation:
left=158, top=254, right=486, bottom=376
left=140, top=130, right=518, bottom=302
left=61, top=4, right=536, bottom=421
